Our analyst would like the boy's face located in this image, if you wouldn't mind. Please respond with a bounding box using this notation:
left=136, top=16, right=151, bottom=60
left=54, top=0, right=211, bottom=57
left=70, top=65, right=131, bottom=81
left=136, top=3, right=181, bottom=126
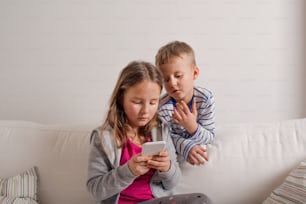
left=159, top=54, right=199, bottom=103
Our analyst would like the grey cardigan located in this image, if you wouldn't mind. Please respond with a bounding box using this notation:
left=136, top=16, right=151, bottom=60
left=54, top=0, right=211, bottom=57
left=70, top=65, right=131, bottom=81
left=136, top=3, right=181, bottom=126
left=86, top=122, right=181, bottom=204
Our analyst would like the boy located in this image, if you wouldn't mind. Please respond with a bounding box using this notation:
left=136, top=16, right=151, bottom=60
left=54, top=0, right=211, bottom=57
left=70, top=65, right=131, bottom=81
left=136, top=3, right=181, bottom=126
left=155, top=41, right=215, bottom=165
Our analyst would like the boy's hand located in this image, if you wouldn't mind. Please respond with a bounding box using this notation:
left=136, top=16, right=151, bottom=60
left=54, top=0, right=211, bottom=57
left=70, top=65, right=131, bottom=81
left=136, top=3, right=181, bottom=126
left=128, top=154, right=151, bottom=176
left=172, top=101, right=198, bottom=134
left=187, top=145, right=208, bottom=165
left=146, top=150, right=171, bottom=172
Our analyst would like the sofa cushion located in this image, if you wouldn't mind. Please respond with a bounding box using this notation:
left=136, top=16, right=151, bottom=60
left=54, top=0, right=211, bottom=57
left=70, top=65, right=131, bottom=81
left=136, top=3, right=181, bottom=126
left=262, top=159, right=306, bottom=204
left=176, top=118, right=306, bottom=204
left=0, top=167, right=38, bottom=204
left=0, top=196, right=38, bottom=204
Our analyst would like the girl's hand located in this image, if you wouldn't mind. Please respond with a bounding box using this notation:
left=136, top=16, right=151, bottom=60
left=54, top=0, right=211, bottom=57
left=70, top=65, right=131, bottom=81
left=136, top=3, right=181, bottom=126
left=147, top=150, right=171, bottom=172
left=187, top=145, right=208, bottom=165
left=128, top=154, right=151, bottom=176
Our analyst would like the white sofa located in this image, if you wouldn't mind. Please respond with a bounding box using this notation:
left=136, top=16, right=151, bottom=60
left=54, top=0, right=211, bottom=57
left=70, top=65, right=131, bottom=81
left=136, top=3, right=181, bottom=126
left=0, top=118, right=305, bottom=204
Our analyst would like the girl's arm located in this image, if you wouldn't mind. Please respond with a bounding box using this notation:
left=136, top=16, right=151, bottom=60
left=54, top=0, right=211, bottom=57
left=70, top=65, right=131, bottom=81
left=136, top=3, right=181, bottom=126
left=86, top=131, right=136, bottom=202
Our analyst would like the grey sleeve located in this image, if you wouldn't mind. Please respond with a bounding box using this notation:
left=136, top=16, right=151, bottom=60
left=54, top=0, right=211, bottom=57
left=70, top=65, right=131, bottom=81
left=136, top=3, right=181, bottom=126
left=154, top=124, right=181, bottom=190
left=86, top=130, right=136, bottom=202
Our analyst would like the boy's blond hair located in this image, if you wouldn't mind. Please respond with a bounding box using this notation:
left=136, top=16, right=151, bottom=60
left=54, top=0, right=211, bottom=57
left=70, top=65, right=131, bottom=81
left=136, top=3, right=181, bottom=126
left=155, top=41, right=196, bottom=67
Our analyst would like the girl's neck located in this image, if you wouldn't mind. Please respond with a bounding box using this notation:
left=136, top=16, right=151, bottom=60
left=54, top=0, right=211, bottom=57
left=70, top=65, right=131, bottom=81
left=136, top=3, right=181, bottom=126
left=127, top=128, right=145, bottom=146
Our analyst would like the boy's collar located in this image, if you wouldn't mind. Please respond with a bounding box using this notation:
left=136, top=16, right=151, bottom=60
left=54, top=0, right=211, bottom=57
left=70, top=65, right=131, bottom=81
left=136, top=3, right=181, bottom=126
left=170, top=96, right=194, bottom=111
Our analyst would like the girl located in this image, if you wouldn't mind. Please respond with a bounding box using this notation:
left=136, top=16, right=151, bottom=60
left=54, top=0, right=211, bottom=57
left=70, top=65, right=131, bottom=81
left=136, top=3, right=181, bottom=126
left=87, top=61, right=181, bottom=204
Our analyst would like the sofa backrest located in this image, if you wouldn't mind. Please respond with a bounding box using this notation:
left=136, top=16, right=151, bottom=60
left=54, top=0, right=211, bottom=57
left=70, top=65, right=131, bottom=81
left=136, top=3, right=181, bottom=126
left=0, top=121, right=95, bottom=204
left=0, top=119, right=305, bottom=204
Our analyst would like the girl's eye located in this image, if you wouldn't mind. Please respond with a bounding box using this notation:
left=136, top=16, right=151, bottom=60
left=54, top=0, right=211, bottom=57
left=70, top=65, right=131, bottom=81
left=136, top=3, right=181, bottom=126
left=164, top=77, right=170, bottom=83
left=175, top=74, right=182, bottom=78
left=133, top=101, right=141, bottom=104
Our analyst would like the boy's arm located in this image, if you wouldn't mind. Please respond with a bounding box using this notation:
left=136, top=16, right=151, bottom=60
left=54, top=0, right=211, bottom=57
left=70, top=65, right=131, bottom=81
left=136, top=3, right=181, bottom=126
left=171, top=126, right=213, bottom=160
left=174, top=94, right=215, bottom=140
left=172, top=95, right=216, bottom=160
left=195, top=93, right=216, bottom=143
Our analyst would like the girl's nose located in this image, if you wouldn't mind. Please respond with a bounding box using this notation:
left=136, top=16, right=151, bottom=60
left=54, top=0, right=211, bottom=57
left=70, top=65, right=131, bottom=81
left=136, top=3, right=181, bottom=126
left=141, top=104, right=149, bottom=113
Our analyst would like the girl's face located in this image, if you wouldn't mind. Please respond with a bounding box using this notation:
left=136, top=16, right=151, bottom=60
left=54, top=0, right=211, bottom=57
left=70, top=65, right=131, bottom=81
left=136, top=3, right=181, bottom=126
left=123, top=79, right=161, bottom=129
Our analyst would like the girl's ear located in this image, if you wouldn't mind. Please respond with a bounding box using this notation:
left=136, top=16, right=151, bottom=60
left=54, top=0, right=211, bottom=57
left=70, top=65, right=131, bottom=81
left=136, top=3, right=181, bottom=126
left=193, top=66, right=199, bottom=80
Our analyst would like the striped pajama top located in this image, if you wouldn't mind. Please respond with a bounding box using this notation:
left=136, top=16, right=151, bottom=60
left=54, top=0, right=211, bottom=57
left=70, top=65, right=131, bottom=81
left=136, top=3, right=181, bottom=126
left=158, top=86, right=216, bottom=160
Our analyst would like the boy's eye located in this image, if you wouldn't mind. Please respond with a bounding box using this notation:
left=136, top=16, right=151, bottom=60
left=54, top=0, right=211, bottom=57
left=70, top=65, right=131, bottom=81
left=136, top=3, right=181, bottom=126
left=175, top=74, right=182, bottom=78
left=164, top=77, right=170, bottom=83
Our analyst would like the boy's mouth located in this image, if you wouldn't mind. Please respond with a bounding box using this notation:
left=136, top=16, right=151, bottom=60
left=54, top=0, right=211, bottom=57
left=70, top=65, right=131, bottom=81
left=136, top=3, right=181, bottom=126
left=172, top=89, right=180, bottom=95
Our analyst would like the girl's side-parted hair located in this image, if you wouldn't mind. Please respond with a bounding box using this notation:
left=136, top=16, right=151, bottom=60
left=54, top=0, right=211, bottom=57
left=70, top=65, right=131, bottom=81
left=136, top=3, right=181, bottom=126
left=155, top=40, right=196, bottom=68
left=101, top=61, right=163, bottom=147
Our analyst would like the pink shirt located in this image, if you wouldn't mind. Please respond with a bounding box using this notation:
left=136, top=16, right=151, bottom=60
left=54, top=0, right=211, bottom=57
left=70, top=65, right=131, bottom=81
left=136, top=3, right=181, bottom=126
left=118, top=138, right=155, bottom=204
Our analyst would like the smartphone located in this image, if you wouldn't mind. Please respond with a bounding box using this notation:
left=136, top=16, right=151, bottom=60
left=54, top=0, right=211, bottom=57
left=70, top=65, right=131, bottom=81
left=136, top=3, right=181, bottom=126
left=142, top=141, right=166, bottom=156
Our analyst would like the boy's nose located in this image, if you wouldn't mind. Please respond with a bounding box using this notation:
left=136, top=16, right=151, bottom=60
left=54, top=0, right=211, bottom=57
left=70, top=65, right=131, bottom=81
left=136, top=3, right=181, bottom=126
left=169, top=78, right=177, bottom=87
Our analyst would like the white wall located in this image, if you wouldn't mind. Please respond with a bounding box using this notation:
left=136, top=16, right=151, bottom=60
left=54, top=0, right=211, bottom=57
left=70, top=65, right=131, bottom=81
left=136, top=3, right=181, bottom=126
left=0, top=0, right=305, bottom=125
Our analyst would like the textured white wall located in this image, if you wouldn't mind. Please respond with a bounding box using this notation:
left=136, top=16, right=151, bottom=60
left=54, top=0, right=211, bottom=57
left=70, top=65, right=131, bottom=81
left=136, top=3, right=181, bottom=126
left=0, top=0, right=305, bottom=125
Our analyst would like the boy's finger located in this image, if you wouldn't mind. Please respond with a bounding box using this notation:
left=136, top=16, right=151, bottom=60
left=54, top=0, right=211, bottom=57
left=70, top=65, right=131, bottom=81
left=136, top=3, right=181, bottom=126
left=196, top=154, right=205, bottom=164
left=196, top=149, right=208, bottom=161
left=189, top=154, right=199, bottom=165
left=179, top=101, right=190, bottom=114
left=173, top=108, right=182, bottom=120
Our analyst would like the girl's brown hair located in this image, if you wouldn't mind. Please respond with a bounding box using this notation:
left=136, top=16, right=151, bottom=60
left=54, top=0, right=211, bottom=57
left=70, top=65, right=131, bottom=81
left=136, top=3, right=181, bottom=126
left=101, top=61, right=163, bottom=147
